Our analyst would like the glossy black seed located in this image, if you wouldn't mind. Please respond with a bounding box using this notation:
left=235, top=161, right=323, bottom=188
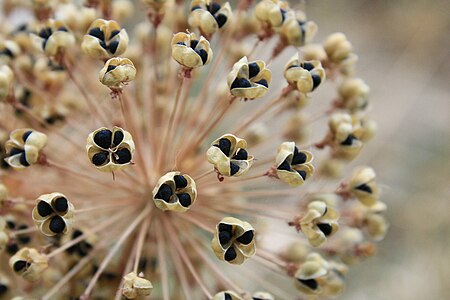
left=54, top=197, right=68, bottom=213
left=207, top=2, right=221, bottom=14
left=6, top=221, right=15, bottom=229
left=92, top=152, right=108, bottom=166
left=230, top=162, right=240, bottom=176
left=215, top=14, right=227, bottom=28
left=292, top=147, right=307, bottom=165
left=191, top=5, right=201, bottom=11
left=0, top=283, right=8, bottom=294
left=115, top=148, right=132, bottom=164
left=99, top=40, right=107, bottom=50
left=233, top=149, right=248, bottom=160
left=6, top=243, right=19, bottom=254
left=156, top=184, right=173, bottom=202
left=311, top=74, right=321, bottom=90
left=174, top=175, right=188, bottom=189
left=109, top=40, right=119, bottom=54
left=230, top=77, right=252, bottom=89
left=73, top=229, right=83, bottom=239
left=236, top=230, right=254, bottom=245
left=37, top=200, right=53, bottom=217
left=190, top=39, right=199, bottom=49
left=49, top=215, right=66, bottom=234
left=178, top=193, right=192, bottom=207
left=216, top=138, right=232, bottom=156
left=298, top=278, right=318, bottom=290
left=224, top=293, right=232, bottom=300
left=110, top=30, right=120, bottom=39
left=219, top=230, right=231, bottom=246
left=78, top=242, right=93, bottom=257
left=39, top=28, right=52, bottom=39
left=2, top=48, right=14, bottom=57
left=224, top=246, right=237, bottom=261
left=94, top=129, right=112, bottom=148
left=218, top=223, right=232, bottom=233
left=19, top=152, right=29, bottom=166
left=176, top=42, right=186, bottom=46
left=297, top=170, right=307, bottom=180
left=106, top=65, right=116, bottom=73
left=112, top=130, right=124, bottom=147
left=317, top=223, right=333, bottom=236
left=13, top=260, right=29, bottom=272
left=248, top=62, right=260, bottom=78
left=9, top=147, right=23, bottom=156
left=355, top=183, right=372, bottom=194
left=340, top=134, right=356, bottom=146
left=302, top=62, right=315, bottom=71
left=196, top=49, right=208, bottom=64
left=88, top=28, right=104, bottom=40
left=277, top=160, right=291, bottom=171
left=256, top=79, right=268, bottom=88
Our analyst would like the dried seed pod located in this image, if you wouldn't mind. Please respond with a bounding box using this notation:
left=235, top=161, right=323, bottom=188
left=353, top=116, right=377, bottom=142
left=56, top=4, right=96, bottom=34
left=323, top=32, right=353, bottom=64
left=99, top=57, right=136, bottom=89
left=227, top=56, right=271, bottom=99
left=211, top=217, right=256, bottom=265
left=0, top=183, right=7, bottom=206
left=322, top=261, right=348, bottom=297
left=0, top=217, right=9, bottom=252
left=189, top=0, right=233, bottom=36
left=299, top=201, right=339, bottom=247
left=0, top=273, right=10, bottom=297
left=63, top=227, right=97, bottom=258
left=9, top=247, right=48, bottom=282
left=337, top=77, right=370, bottom=112
left=280, top=14, right=318, bottom=47
left=252, top=291, right=274, bottom=300
left=0, top=65, right=14, bottom=101
left=122, top=272, right=153, bottom=299
left=32, top=192, right=74, bottom=236
left=363, top=202, right=389, bottom=241
left=328, top=112, right=363, bottom=159
left=171, top=32, right=213, bottom=69
left=283, top=112, right=309, bottom=143
left=207, top=134, right=254, bottom=177
left=0, top=40, right=21, bottom=63
left=213, top=291, right=244, bottom=300
left=254, top=0, right=290, bottom=28
left=4, top=128, right=47, bottom=169
left=275, top=142, right=314, bottom=186
left=294, top=253, right=329, bottom=295
left=33, top=57, right=67, bottom=90
left=302, top=43, right=328, bottom=62
left=152, top=171, right=197, bottom=212
left=31, top=19, right=75, bottom=57
left=348, top=167, right=379, bottom=207
left=82, top=19, right=129, bottom=60
left=86, top=126, right=135, bottom=172
left=282, top=241, right=310, bottom=263
left=284, top=54, right=325, bottom=93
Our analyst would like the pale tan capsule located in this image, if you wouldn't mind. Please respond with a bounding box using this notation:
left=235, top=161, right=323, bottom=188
left=211, top=217, right=256, bottom=265
left=32, top=192, right=74, bottom=237
left=0, top=65, right=14, bottom=101
left=300, top=201, right=339, bottom=247
left=302, top=43, right=328, bottom=62
left=206, top=134, right=254, bottom=177
left=189, top=1, right=232, bottom=36
left=171, top=32, right=213, bottom=69
left=9, top=247, right=48, bottom=282
left=0, top=273, right=10, bottom=297
left=353, top=116, right=377, bottom=142
left=227, top=56, right=271, bottom=99
left=33, top=57, right=67, bottom=90
left=282, top=241, right=309, bottom=263
left=31, top=19, right=75, bottom=57
left=328, top=112, right=363, bottom=159
left=86, top=126, right=135, bottom=172
left=254, top=0, right=290, bottom=28
left=284, top=54, right=325, bottom=94
left=0, top=217, right=9, bottom=252
left=122, top=272, right=153, bottom=299
left=275, top=141, right=314, bottom=187
left=339, top=52, right=358, bottom=76
left=112, top=0, right=135, bottom=22
left=319, top=158, right=344, bottom=179
left=142, top=0, right=167, bottom=10
left=82, top=19, right=129, bottom=60
left=0, top=184, right=7, bottom=206
left=0, top=40, right=21, bottom=64
left=322, top=261, right=348, bottom=297
left=364, top=202, right=389, bottom=241
left=338, top=77, right=370, bottom=112
left=280, top=15, right=318, bottom=47
left=242, top=123, right=268, bottom=147
left=212, top=291, right=244, bottom=300
left=55, top=4, right=96, bottom=34
left=252, top=291, right=275, bottom=300
left=152, top=172, right=197, bottom=212
left=348, top=166, right=379, bottom=207
left=283, top=112, right=309, bottom=143
left=323, top=32, right=353, bottom=63
left=294, top=253, right=329, bottom=295
left=4, top=128, right=48, bottom=169
left=99, top=57, right=136, bottom=89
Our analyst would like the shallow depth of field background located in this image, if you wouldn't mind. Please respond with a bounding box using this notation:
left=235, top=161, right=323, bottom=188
left=305, top=0, right=449, bottom=299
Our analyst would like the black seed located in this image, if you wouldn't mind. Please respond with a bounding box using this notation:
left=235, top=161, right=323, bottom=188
left=233, top=149, right=248, bottom=160
left=219, top=230, right=231, bottom=246
left=37, top=200, right=53, bottom=217
left=92, top=151, right=108, bottom=166
left=230, top=162, right=240, bottom=176
left=106, top=65, right=116, bottom=73
left=302, top=62, right=314, bottom=71
left=139, top=257, right=148, bottom=270
left=114, top=148, right=132, bottom=164
left=191, top=5, right=201, bottom=11
left=6, top=221, right=15, bottom=229
left=277, top=159, right=291, bottom=171
left=230, top=77, right=252, bottom=89
left=112, top=130, right=124, bottom=147
left=49, top=215, right=66, bottom=234
left=9, top=147, right=23, bottom=156
left=317, top=223, right=333, bottom=236
left=88, top=28, right=104, bottom=40
left=297, top=170, right=307, bottom=180
left=42, top=39, right=48, bottom=50
left=216, top=138, right=232, bottom=156
left=280, top=9, right=287, bottom=23
left=94, top=129, right=112, bottom=149
left=78, top=242, right=93, bottom=257
left=58, top=27, right=68, bottom=32
left=215, top=14, right=227, bottom=28
left=109, top=40, right=119, bottom=54
left=292, top=147, right=307, bottom=165
left=156, top=184, right=173, bottom=202
left=298, top=278, right=318, bottom=290
left=6, top=243, right=19, bottom=254
left=73, top=229, right=83, bottom=239
left=39, top=28, right=52, bottom=39
left=340, top=134, right=356, bottom=146
left=99, top=40, right=107, bottom=50
left=19, top=152, right=29, bottom=166
left=218, top=223, right=232, bottom=233
left=110, top=30, right=120, bottom=39
left=196, top=49, right=208, bottom=64
left=236, top=230, right=254, bottom=245
left=2, top=48, right=14, bottom=58
left=0, top=283, right=8, bottom=294
left=355, top=183, right=372, bottom=194
left=174, top=175, right=188, bottom=189
left=178, top=193, right=192, bottom=207
left=207, top=2, right=221, bottom=14
left=256, top=79, right=268, bottom=88
left=17, top=225, right=31, bottom=244
left=224, top=293, right=232, bottom=300
left=177, top=41, right=186, bottom=46
left=224, top=246, right=237, bottom=261
left=311, top=74, right=321, bottom=90
left=248, top=62, right=260, bottom=79
left=13, top=260, right=29, bottom=272
left=190, top=39, right=199, bottom=49
left=54, top=197, right=68, bottom=213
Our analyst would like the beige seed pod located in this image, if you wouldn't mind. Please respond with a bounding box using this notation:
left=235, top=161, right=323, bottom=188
left=0, top=217, right=9, bottom=252
left=227, top=56, right=271, bottom=99
left=99, top=57, right=136, bottom=89
left=206, top=134, right=254, bottom=177
left=171, top=32, right=213, bottom=69
left=9, top=247, right=48, bottom=282
left=283, top=112, right=309, bottom=143
left=338, top=77, right=370, bottom=112
left=0, top=65, right=14, bottom=101
left=4, top=128, right=47, bottom=169
left=242, top=123, right=268, bottom=147
left=300, top=201, right=339, bottom=247
left=152, top=171, right=197, bottom=212
left=348, top=166, right=379, bottom=207
left=189, top=1, right=232, bottom=36
left=282, top=241, right=309, bottom=263
left=322, top=261, right=348, bottom=297
left=31, top=19, right=75, bottom=57
left=302, top=43, right=328, bottom=62
left=122, top=272, right=153, bottom=299
left=213, top=291, right=244, bottom=300
left=254, top=0, right=290, bottom=28
left=112, top=0, right=135, bottom=22
left=0, top=183, right=8, bottom=206
left=32, top=192, right=74, bottom=237
left=252, top=291, right=275, bottom=300
left=55, top=4, right=96, bottom=34
left=284, top=54, right=325, bottom=94
left=294, top=253, right=329, bottom=295
left=33, top=57, right=67, bottom=90
left=323, top=32, right=353, bottom=63
left=353, top=116, right=377, bottom=142
left=275, top=141, right=314, bottom=187
left=328, top=112, right=363, bottom=159
left=363, top=202, right=389, bottom=241
left=280, top=15, right=318, bottom=47
left=211, top=217, right=256, bottom=265
left=0, top=40, right=21, bottom=64
left=86, top=126, right=135, bottom=172
left=82, top=19, right=129, bottom=60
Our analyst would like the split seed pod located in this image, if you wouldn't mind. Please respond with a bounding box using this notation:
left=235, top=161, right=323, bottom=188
left=0, top=217, right=9, bottom=252
left=322, top=261, right=348, bottom=297
left=254, top=0, right=290, bottom=28
left=0, top=65, right=14, bottom=101
left=328, top=113, right=363, bottom=159
left=152, top=171, right=197, bottom=212
left=122, top=272, right=153, bottom=299
left=227, top=56, right=271, bottom=99
left=338, top=77, right=370, bottom=112
left=300, top=201, right=339, bottom=247
left=284, top=54, right=325, bottom=93
left=9, top=247, right=48, bottom=282
left=86, top=126, right=135, bottom=172
left=0, top=40, right=21, bottom=63
left=363, top=202, right=389, bottom=241
left=32, top=192, right=74, bottom=236
left=189, top=1, right=232, bottom=36
left=207, top=134, right=254, bottom=177
left=281, top=15, right=318, bottom=47
left=348, top=166, right=379, bottom=207
left=99, top=57, right=136, bottom=89
left=171, top=32, right=213, bottom=69
left=31, top=19, right=75, bottom=57
left=252, top=291, right=275, bottom=300
left=212, top=291, right=244, bottom=300
left=211, top=217, right=256, bottom=265
left=4, top=128, right=47, bottom=169
left=294, top=253, right=329, bottom=295
left=82, top=19, right=129, bottom=60
left=275, top=142, right=314, bottom=186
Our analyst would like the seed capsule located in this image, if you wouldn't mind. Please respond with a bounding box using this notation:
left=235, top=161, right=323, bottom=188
left=152, top=172, right=197, bottom=212
left=4, top=129, right=47, bottom=169
left=0, top=217, right=9, bottom=252
left=252, top=291, right=274, bottom=300
left=337, top=77, right=370, bottom=112
left=31, top=19, right=75, bottom=57
left=122, top=272, right=153, bottom=299
left=212, top=291, right=244, bottom=300
left=363, top=202, right=389, bottom=241
left=294, top=253, right=329, bottom=295
left=189, top=1, right=233, bottom=36
left=348, top=167, right=379, bottom=207
left=9, top=247, right=48, bottom=282
left=99, top=57, right=136, bottom=89
left=322, top=261, right=348, bottom=297
left=299, top=201, right=339, bottom=247
left=254, top=0, right=290, bottom=28
left=0, top=40, right=20, bottom=64
left=275, top=142, right=314, bottom=186
left=284, top=54, right=325, bottom=94
left=171, top=32, right=213, bottom=69
left=280, top=14, right=318, bottom=47
left=328, top=112, right=363, bottom=159
left=0, top=65, right=14, bottom=102
left=323, top=32, right=353, bottom=64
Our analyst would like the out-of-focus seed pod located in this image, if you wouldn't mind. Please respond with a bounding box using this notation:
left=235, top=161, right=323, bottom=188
left=294, top=253, right=329, bottom=295
left=284, top=54, right=325, bottom=94
left=9, top=247, right=48, bottom=282
left=189, top=0, right=233, bottom=36
left=99, top=57, right=136, bottom=89
left=122, top=272, right=153, bottom=299
left=0, top=65, right=14, bottom=102
left=31, top=19, right=75, bottom=57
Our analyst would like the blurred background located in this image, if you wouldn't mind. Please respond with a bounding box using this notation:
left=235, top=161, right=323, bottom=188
left=305, top=0, right=450, bottom=299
